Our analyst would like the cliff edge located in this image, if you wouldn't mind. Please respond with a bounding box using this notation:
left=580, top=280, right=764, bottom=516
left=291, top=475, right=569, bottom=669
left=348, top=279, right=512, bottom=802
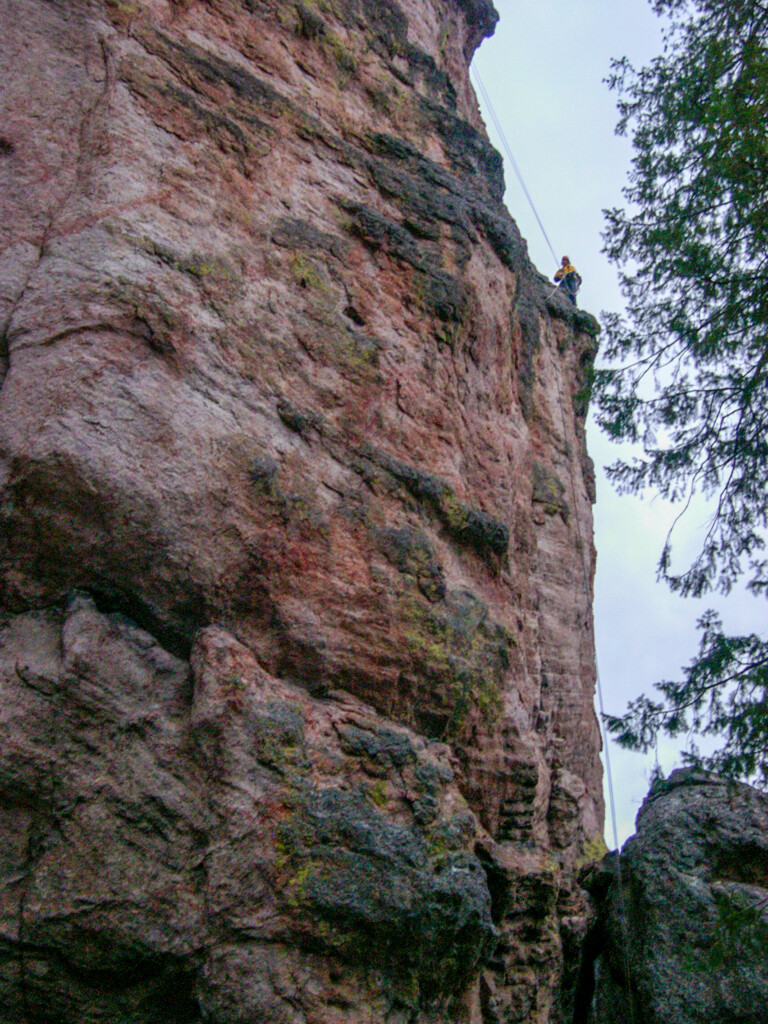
left=0, top=1, right=602, bottom=1021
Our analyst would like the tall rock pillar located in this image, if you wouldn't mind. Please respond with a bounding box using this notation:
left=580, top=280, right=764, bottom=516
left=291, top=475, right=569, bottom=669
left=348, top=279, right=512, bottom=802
left=0, top=0, right=603, bottom=1020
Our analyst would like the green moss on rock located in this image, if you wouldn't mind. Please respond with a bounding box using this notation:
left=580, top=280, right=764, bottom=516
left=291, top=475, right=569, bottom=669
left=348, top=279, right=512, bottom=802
left=531, top=462, right=569, bottom=521
left=275, top=788, right=494, bottom=999
left=357, top=445, right=509, bottom=561
left=400, top=588, right=509, bottom=739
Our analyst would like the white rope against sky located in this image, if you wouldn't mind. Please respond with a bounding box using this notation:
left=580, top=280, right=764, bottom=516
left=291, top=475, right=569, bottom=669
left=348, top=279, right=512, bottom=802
left=470, top=62, right=560, bottom=267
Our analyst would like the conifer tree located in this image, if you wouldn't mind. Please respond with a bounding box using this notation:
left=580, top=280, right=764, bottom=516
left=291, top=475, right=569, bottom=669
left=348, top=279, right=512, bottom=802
left=596, top=0, right=768, bottom=784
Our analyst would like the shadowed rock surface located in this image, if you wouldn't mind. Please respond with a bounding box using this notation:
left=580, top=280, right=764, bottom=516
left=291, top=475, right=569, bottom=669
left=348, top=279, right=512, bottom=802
left=0, top=0, right=603, bottom=1020
left=582, top=769, right=768, bottom=1024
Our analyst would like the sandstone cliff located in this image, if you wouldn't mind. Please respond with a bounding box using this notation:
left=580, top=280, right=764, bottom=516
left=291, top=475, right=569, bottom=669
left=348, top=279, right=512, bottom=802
left=0, top=1, right=602, bottom=1021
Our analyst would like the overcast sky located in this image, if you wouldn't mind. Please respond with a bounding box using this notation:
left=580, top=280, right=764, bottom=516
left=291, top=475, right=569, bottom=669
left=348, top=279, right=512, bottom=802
left=472, top=0, right=765, bottom=844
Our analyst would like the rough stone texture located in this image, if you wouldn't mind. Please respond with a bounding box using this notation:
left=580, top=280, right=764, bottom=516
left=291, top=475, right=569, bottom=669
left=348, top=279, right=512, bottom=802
left=0, top=595, right=498, bottom=1022
left=0, top=0, right=603, bottom=1020
left=582, top=770, right=768, bottom=1024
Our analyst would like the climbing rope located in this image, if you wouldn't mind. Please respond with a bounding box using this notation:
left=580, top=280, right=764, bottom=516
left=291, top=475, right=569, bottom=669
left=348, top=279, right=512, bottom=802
left=470, top=62, right=560, bottom=267
left=472, top=59, right=635, bottom=1014
left=552, top=359, right=636, bottom=1024
left=471, top=53, right=626, bottom=869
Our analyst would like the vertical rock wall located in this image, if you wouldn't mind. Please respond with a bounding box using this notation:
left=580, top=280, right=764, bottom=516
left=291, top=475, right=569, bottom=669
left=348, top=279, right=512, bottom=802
left=0, top=0, right=603, bottom=1020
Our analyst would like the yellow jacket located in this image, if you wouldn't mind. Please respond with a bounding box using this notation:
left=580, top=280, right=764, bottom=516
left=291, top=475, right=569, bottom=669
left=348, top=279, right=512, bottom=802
left=554, top=262, right=578, bottom=281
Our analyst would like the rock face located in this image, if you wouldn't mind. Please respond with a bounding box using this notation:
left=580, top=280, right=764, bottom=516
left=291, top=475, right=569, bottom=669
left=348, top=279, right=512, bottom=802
left=582, top=770, right=768, bottom=1024
left=0, top=0, right=603, bottom=1020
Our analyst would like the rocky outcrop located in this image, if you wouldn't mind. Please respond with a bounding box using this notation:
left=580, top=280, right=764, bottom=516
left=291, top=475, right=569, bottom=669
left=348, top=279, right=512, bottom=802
left=0, top=595, right=498, bottom=1021
left=0, top=0, right=602, bottom=1020
left=582, top=770, right=768, bottom=1024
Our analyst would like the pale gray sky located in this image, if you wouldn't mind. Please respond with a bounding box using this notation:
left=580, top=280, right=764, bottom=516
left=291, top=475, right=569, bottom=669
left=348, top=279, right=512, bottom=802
left=473, top=0, right=765, bottom=843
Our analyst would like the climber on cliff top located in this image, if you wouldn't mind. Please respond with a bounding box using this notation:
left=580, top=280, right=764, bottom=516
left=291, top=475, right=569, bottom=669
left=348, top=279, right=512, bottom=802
left=553, top=256, right=581, bottom=307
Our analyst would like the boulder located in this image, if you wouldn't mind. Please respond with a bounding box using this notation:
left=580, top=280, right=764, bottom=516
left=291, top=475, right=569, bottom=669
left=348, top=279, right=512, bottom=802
left=582, top=769, right=768, bottom=1024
